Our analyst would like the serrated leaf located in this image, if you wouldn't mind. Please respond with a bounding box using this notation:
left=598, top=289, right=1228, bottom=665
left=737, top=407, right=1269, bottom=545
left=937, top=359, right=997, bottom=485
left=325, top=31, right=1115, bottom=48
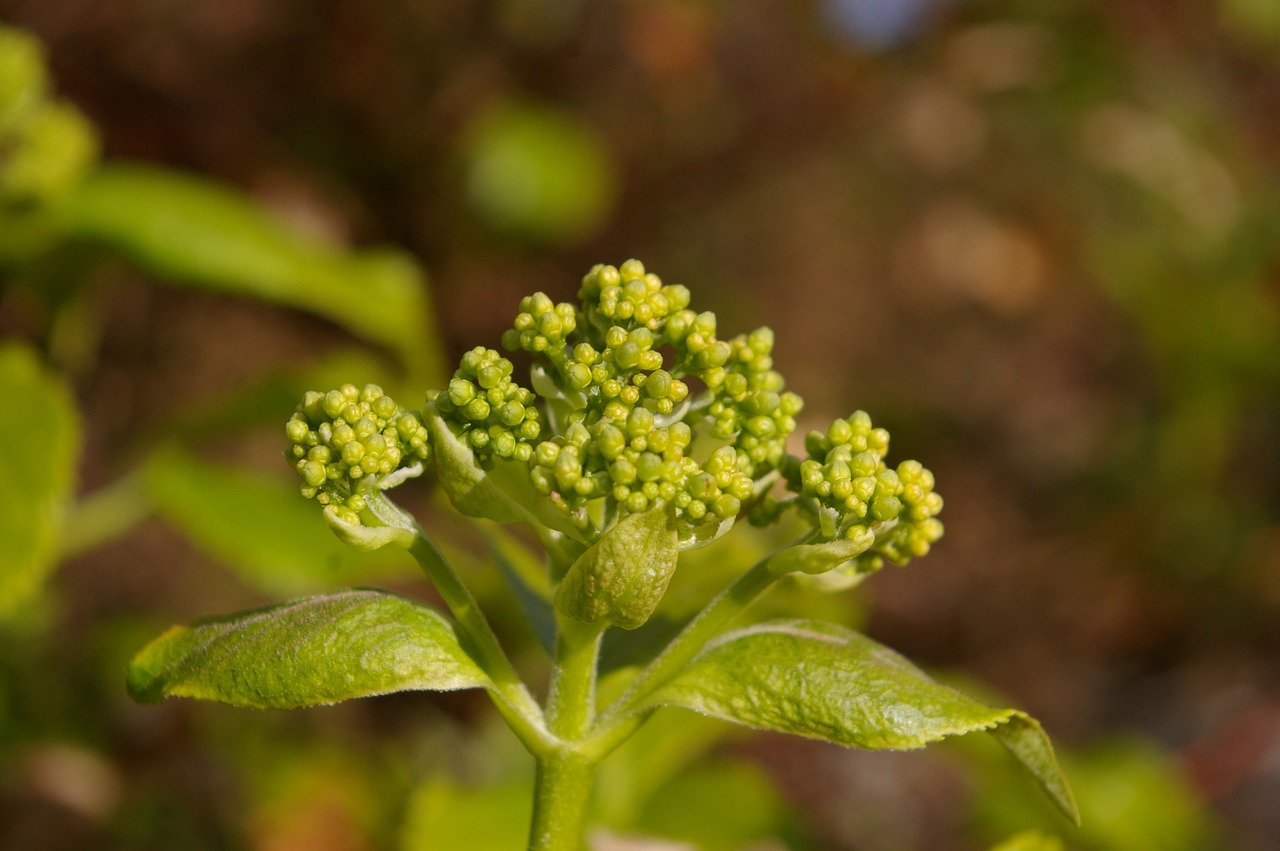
left=646, top=619, right=1078, bottom=824
left=144, top=448, right=407, bottom=595
left=54, top=164, right=443, bottom=381
left=556, top=502, right=678, bottom=630
left=0, top=344, right=79, bottom=620
left=127, top=588, right=488, bottom=708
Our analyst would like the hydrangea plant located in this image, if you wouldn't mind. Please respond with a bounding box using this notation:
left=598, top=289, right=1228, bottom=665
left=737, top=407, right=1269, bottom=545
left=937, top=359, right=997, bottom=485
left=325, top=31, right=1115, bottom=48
left=128, top=260, right=1077, bottom=849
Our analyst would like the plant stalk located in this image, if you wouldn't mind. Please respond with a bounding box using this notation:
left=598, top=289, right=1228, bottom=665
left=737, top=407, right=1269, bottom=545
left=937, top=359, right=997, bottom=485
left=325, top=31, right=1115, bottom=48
left=528, top=614, right=605, bottom=851
left=406, top=531, right=553, bottom=753
left=528, top=749, right=596, bottom=851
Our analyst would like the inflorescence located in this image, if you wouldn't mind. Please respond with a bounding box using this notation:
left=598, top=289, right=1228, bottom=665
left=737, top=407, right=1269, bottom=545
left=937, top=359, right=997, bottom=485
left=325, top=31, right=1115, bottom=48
left=287, top=260, right=942, bottom=568
left=786, top=411, right=944, bottom=569
left=286, top=383, right=431, bottom=525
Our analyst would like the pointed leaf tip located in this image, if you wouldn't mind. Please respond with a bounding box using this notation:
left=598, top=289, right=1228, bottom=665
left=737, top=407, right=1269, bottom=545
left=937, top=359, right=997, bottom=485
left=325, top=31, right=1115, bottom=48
left=646, top=619, right=1078, bottom=824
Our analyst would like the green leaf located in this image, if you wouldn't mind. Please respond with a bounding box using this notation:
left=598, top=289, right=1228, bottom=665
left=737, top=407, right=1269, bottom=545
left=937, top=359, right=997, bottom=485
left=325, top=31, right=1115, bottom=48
left=634, top=761, right=793, bottom=851
left=144, top=448, right=407, bottom=596
left=54, top=164, right=444, bottom=381
left=422, top=403, right=530, bottom=526
left=555, top=502, right=679, bottom=630
left=595, top=708, right=735, bottom=828
left=127, top=588, right=488, bottom=708
left=646, top=619, right=1079, bottom=824
left=401, top=779, right=532, bottom=851
left=989, top=831, right=1065, bottom=851
left=0, top=344, right=79, bottom=620
left=0, top=24, right=46, bottom=130
left=969, top=736, right=1219, bottom=851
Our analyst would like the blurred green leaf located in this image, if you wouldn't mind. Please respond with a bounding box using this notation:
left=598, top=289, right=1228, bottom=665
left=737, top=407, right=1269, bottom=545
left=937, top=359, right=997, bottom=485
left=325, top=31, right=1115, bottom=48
left=0, top=343, right=79, bottom=621
left=0, top=101, right=98, bottom=202
left=144, top=448, right=410, bottom=595
left=989, top=831, right=1065, bottom=851
left=972, top=737, right=1221, bottom=851
left=481, top=525, right=556, bottom=654
left=463, top=101, right=617, bottom=244
left=127, top=588, right=488, bottom=707
left=54, top=163, right=443, bottom=381
left=595, top=708, right=735, bottom=829
left=401, top=779, right=531, bottom=851
left=648, top=618, right=1079, bottom=825
left=634, top=760, right=794, bottom=851
left=1063, top=742, right=1214, bottom=851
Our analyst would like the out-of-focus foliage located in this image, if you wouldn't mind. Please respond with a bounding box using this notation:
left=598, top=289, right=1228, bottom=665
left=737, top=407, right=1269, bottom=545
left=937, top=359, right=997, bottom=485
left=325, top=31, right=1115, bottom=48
left=0, top=343, right=78, bottom=622
left=988, top=831, right=1065, bottom=851
left=969, top=736, right=1223, bottom=851
left=463, top=100, right=617, bottom=245
left=56, top=165, right=443, bottom=383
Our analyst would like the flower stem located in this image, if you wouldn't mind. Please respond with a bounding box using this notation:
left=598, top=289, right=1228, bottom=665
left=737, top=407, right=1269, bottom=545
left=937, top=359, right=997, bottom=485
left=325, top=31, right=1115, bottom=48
left=528, top=749, right=596, bottom=851
left=528, top=614, right=605, bottom=851
left=547, top=615, right=606, bottom=736
left=406, top=531, right=553, bottom=753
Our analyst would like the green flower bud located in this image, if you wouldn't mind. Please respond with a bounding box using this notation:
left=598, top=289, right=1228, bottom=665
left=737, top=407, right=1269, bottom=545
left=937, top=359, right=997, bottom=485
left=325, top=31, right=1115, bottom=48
left=286, top=384, right=430, bottom=515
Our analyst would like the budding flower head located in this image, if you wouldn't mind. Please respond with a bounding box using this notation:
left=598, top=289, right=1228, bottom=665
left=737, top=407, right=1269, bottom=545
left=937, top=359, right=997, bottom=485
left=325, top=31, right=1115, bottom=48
left=285, top=383, right=431, bottom=519
left=430, top=259, right=804, bottom=544
left=784, top=411, right=944, bottom=573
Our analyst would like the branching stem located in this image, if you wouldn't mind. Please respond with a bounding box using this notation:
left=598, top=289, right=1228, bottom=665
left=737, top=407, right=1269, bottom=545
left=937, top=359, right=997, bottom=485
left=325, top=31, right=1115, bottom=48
left=403, top=526, right=553, bottom=754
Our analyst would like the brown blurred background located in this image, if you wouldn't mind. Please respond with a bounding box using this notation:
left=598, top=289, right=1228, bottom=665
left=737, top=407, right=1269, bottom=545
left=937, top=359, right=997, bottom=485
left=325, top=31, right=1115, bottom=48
left=2, top=1, right=1280, bottom=849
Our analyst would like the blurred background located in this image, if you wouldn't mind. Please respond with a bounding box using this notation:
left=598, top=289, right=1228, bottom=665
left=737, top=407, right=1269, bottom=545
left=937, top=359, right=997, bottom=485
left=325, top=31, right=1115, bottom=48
left=2, top=1, right=1280, bottom=849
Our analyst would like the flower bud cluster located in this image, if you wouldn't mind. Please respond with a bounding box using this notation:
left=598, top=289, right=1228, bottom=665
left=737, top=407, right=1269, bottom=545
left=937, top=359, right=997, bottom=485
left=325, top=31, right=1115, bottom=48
left=494, top=261, right=793, bottom=537
left=287, top=261, right=945, bottom=576
left=578, top=258, right=693, bottom=335
left=430, top=259, right=802, bottom=537
left=0, top=25, right=96, bottom=206
left=501, top=293, right=579, bottom=364
left=788, top=411, right=943, bottom=566
left=702, top=328, right=803, bottom=477
left=429, top=347, right=543, bottom=463
left=286, top=384, right=430, bottom=523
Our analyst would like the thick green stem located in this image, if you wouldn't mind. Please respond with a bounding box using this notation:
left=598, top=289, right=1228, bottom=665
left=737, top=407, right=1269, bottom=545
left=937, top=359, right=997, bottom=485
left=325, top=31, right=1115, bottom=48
left=406, top=532, right=553, bottom=753
left=528, top=614, right=605, bottom=851
left=584, top=553, right=782, bottom=758
left=547, top=615, right=606, bottom=736
left=528, top=749, right=596, bottom=851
